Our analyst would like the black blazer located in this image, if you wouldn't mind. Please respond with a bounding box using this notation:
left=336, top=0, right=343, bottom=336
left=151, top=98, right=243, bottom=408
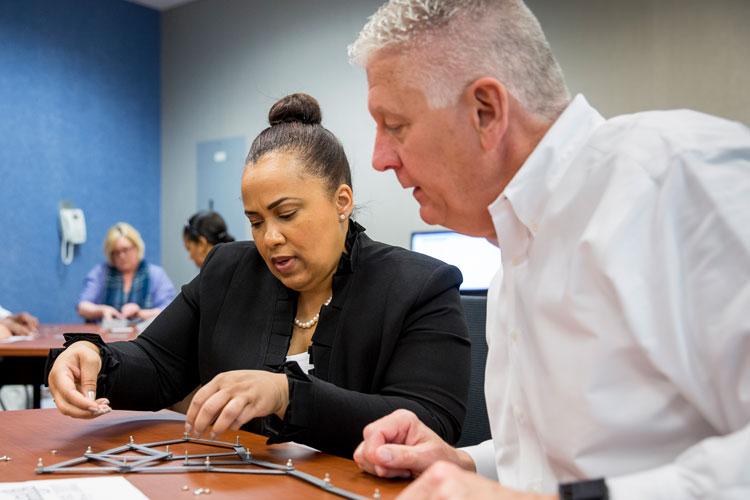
left=53, top=222, right=470, bottom=457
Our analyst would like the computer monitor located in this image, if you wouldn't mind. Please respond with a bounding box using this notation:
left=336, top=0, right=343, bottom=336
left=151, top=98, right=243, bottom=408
left=410, top=231, right=501, bottom=293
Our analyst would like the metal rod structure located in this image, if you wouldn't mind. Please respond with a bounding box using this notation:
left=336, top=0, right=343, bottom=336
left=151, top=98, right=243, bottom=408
left=35, top=435, right=369, bottom=500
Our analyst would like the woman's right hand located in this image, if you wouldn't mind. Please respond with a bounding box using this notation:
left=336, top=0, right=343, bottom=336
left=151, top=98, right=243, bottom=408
left=48, top=341, right=111, bottom=418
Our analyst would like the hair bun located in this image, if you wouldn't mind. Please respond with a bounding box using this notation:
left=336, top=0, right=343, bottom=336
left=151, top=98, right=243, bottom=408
left=268, top=93, right=322, bottom=126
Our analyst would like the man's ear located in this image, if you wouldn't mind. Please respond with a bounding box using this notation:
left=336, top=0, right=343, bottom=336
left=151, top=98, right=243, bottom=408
left=334, top=184, right=354, bottom=215
left=465, top=77, right=509, bottom=151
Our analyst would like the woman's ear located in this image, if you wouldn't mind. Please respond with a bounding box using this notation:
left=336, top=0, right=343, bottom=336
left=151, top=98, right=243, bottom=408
left=464, top=77, right=509, bottom=151
left=197, top=236, right=211, bottom=253
left=334, top=184, right=354, bottom=217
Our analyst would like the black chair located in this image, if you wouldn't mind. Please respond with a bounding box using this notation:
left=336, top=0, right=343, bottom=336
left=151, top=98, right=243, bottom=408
left=456, top=294, right=492, bottom=447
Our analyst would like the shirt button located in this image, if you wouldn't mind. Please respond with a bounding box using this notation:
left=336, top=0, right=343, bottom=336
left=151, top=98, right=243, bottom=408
left=510, top=328, right=520, bottom=343
left=529, top=221, right=539, bottom=233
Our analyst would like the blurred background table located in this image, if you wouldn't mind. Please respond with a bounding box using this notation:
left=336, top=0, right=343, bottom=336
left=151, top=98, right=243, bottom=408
left=0, top=324, right=136, bottom=408
left=0, top=409, right=407, bottom=499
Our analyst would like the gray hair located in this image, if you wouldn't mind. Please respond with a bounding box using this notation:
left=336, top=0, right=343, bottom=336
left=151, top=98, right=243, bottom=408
left=348, top=0, right=570, bottom=120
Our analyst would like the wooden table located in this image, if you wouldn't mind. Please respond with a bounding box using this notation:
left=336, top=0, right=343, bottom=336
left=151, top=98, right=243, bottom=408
left=0, top=324, right=137, bottom=408
left=0, top=409, right=408, bottom=498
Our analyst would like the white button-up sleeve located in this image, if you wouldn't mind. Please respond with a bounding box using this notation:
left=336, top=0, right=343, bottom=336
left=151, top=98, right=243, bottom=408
left=0, top=305, right=11, bottom=319
left=607, top=425, right=750, bottom=499
left=606, top=133, right=750, bottom=499
left=461, top=439, right=499, bottom=480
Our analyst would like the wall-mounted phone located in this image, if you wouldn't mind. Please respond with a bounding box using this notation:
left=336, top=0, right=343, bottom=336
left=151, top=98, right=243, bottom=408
left=59, top=202, right=86, bottom=265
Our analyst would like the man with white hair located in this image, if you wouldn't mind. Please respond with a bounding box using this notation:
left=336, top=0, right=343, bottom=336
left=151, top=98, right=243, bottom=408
left=349, top=1, right=750, bottom=499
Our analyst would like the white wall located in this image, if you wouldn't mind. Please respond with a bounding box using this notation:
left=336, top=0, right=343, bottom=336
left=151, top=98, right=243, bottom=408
left=529, top=0, right=750, bottom=122
left=161, top=0, right=430, bottom=286
left=161, top=0, right=750, bottom=287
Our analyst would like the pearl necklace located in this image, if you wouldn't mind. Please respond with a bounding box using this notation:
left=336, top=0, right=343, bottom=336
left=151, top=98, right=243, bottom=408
left=294, top=295, right=332, bottom=329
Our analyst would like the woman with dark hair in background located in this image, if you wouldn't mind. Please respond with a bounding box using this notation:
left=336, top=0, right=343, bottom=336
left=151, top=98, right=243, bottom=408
left=47, top=93, right=470, bottom=458
left=183, top=211, right=235, bottom=268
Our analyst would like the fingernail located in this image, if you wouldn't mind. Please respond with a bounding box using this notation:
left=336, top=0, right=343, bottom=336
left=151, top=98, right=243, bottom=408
left=209, top=432, right=217, bottom=440
left=87, top=391, right=95, bottom=401
left=184, top=423, right=192, bottom=433
left=377, top=448, right=393, bottom=463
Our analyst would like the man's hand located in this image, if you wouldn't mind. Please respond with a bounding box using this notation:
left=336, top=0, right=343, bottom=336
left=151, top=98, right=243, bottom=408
left=185, top=370, right=289, bottom=438
left=0, top=322, right=11, bottom=339
left=0, top=317, right=33, bottom=336
left=353, top=409, right=476, bottom=479
left=397, top=461, right=558, bottom=500
left=9, top=311, right=39, bottom=331
left=47, top=341, right=111, bottom=418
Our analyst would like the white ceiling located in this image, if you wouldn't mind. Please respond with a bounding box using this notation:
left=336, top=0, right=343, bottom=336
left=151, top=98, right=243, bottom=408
left=126, top=0, right=198, bottom=11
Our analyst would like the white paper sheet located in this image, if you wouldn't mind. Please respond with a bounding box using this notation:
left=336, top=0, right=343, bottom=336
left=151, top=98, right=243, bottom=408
left=0, top=335, right=35, bottom=343
left=0, top=476, right=147, bottom=500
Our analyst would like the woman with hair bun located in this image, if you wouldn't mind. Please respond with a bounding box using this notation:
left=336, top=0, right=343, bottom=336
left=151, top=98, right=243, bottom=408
left=48, top=94, right=470, bottom=458
left=183, top=211, right=235, bottom=268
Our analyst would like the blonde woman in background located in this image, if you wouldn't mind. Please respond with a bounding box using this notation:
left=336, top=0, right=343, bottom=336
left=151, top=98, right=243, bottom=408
left=77, top=222, right=175, bottom=322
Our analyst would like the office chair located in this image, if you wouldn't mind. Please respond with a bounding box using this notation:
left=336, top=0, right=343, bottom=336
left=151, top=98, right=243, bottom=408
left=456, top=294, right=492, bottom=447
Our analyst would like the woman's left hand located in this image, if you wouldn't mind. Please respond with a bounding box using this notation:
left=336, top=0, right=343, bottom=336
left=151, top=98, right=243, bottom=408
left=185, top=370, right=289, bottom=438
left=120, top=303, right=141, bottom=319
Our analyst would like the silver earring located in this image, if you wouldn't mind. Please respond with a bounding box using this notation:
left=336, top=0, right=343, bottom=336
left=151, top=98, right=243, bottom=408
left=339, top=214, right=346, bottom=221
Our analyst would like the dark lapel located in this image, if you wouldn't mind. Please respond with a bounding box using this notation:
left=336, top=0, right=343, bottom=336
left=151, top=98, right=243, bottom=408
left=263, top=280, right=296, bottom=370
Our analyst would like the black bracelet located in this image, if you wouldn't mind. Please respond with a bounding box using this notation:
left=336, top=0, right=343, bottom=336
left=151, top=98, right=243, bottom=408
left=559, top=478, right=609, bottom=500
left=44, top=333, right=119, bottom=397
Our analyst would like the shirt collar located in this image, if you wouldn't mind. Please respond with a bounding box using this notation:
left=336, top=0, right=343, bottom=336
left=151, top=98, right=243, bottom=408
left=488, top=94, right=605, bottom=261
left=335, top=219, right=365, bottom=274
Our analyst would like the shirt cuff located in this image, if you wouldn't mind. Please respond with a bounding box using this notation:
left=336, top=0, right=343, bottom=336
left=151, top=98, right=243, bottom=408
left=265, top=361, right=312, bottom=445
left=460, top=439, right=498, bottom=480
left=607, top=463, right=693, bottom=500
left=44, top=333, right=119, bottom=398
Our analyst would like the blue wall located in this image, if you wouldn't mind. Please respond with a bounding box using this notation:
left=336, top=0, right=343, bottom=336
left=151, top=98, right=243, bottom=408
left=0, top=0, right=160, bottom=322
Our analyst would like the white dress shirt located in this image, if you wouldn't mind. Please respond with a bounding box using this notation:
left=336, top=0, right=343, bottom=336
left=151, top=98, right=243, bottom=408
left=463, top=95, right=750, bottom=499
left=0, top=305, right=11, bottom=319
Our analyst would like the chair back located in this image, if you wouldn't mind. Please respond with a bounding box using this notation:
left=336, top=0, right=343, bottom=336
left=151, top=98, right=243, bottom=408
left=456, top=294, right=492, bottom=447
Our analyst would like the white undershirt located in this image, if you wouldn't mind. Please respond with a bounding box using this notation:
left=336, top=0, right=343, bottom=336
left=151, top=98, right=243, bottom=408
left=285, top=351, right=313, bottom=375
